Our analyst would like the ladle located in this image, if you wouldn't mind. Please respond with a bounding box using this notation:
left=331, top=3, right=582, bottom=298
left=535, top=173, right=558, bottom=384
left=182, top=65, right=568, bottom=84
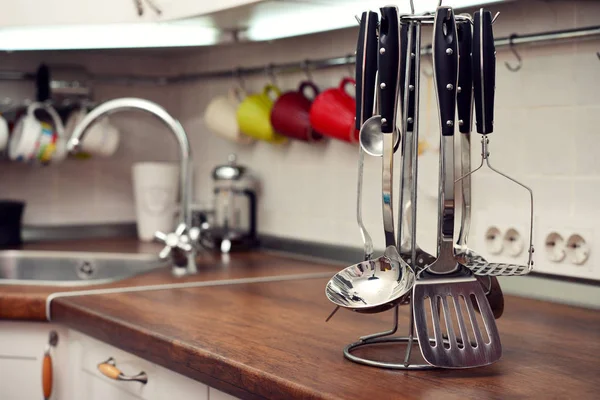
left=326, top=11, right=378, bottom=322
left=326, top=6, right=414, bottom=314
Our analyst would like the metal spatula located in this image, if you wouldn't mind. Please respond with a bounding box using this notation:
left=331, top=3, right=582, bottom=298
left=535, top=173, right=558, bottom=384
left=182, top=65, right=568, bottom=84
left=412, top=6, right=501, bottom=369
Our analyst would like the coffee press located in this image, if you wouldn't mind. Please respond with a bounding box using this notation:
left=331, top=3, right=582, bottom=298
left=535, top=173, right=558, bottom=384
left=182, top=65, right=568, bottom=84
left=203, top=154, right=258, bottom=253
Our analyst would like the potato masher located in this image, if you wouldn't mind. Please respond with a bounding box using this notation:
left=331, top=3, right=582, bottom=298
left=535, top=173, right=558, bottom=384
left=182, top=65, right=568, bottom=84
left=454, top=9, right=534, bottom=277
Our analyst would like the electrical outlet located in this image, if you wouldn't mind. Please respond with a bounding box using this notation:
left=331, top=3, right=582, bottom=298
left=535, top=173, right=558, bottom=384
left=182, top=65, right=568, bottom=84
left=503, top=228, right=524, bottom=257
left=534, top=217, right=597, bottom=282
left=484, top=226, right=503, bottom=255
left=472, top=211, right=531, bottom=265
left=565, top=234, right=590, bottom=266
left=544, top=232, right=566, bottom=263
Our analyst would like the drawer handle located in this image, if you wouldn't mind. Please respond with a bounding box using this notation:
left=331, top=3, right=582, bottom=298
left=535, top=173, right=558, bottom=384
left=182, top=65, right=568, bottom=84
left=97, top=357, right=148, bottom=385
left=42, top=331, right=59, bottom=400
left=42, top=353, right=53, bottom=399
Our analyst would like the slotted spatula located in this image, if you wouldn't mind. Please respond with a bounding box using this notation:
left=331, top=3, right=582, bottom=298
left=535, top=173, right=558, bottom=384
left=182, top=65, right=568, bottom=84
left=412, top=6, right=501, bottom=369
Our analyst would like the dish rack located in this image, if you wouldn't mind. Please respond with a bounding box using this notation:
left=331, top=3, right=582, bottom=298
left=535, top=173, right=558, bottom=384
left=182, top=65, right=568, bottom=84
left=0, top=64, right=97, bottom=165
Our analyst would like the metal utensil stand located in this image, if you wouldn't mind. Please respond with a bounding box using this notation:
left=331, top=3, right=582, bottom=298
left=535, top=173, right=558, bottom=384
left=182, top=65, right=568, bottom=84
left=343, top=10, right=476, bottom=371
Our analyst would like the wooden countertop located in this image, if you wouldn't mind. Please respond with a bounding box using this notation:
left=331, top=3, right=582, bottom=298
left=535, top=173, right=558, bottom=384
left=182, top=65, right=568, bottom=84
left=0, top=239, right=341, bottom=320
left=3, top=240, right=600, bottom=399
left=52, top=274, right=600, bottom=399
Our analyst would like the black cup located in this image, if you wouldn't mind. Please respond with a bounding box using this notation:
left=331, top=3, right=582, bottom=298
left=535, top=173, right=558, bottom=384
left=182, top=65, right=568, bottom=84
left=0, top=200, right=25, bottom=248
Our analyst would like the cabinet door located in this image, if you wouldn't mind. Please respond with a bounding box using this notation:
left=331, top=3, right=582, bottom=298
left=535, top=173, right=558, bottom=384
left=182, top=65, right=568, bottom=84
left=148, top=363, right=209, bottom=400
left=0, top=322, right=68, bottom=400
left=70, top=331, right=208, bottom=400
left=78, top=372, right=142, bottom=400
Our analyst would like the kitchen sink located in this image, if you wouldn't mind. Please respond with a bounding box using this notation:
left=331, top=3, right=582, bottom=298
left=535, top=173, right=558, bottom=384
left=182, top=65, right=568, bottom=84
left=0, top=250, right=168, bottom=286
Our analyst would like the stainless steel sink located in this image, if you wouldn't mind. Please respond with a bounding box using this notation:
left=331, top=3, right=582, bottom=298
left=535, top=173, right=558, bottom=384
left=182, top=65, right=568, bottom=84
left=0, top=250, right=168, bottom=286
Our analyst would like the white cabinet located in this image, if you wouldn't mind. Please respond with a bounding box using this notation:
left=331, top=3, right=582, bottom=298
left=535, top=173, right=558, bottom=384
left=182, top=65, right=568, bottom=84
left=0, top=323, right=241, bottom=400
left=0, top=321, right=69, bottom=400
left=0, top=0, right=262, bottom=28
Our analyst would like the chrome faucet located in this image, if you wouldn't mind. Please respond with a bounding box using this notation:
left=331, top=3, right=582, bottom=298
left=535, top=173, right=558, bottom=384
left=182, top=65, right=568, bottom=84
left=67, top=98, right=198, bottom=275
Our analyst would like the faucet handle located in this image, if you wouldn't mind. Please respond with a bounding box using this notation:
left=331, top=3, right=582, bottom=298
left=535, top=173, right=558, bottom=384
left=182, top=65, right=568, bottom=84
left=154, top=223, right=193, bottom=259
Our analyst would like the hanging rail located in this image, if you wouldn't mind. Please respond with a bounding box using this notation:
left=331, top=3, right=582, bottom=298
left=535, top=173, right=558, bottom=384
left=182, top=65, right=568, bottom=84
left=0, top=25, right=598, bottom=86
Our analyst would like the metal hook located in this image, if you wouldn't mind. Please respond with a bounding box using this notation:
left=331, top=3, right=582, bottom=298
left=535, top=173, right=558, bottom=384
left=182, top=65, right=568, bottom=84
left=457, top=13, right=474, bottom=25
left=233, top=67, right=246, bottom=92
left=409, top=0, right=415, bottom=14
left=505, top=34, right=522, bottom=72
left=345, top=54, right=355, bottom=77
left=302, top=59, right=313, bottom=81
left=438, top=0, right=442, bottom=7
left=265, top=63, right=277, bottom=86
left=492, top=11, right=500, bottom=24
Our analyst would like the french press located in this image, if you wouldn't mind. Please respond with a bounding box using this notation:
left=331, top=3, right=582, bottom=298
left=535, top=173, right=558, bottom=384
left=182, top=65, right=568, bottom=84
left=206, top=154, right=258, bottom=253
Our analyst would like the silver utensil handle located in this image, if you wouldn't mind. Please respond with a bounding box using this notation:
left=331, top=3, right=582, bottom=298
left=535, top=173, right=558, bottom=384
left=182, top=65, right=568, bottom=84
left=382, top=132, right=396, bottom=248
left=357, top=146, right=374, bottom=259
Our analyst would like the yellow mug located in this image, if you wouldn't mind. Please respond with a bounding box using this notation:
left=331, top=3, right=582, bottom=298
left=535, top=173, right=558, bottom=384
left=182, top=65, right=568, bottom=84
left=236, top=85, right=287, bottom=144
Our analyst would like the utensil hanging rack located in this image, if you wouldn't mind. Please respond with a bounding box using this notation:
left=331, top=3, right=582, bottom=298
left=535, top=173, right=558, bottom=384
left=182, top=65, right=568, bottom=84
left=0, top=25, right=598, bottom=87
left=1, top=64, right=96, bottom=114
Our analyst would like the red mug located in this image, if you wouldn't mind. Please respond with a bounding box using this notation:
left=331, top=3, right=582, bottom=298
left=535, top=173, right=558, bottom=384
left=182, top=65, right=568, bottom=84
left=270, top=81, right=324, bottom=142
left=309, top=77, right=357, bottom=143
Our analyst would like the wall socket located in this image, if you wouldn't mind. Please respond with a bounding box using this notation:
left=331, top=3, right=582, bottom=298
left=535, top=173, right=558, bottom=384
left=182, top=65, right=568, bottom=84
left=474, top=212, right=529, bottom=261
left=474, top=213, right=598, bottom=282
left=534, top=216, right=596, bottom=282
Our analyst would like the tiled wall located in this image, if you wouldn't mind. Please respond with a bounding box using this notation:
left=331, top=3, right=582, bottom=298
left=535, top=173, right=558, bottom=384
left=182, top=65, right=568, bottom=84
left=1, top=0, right=599, bottom=264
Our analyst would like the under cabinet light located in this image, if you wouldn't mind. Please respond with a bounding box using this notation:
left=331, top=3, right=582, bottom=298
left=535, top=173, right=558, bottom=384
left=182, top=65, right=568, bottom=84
left=244, top=0, right=504, bottom=42
left=0, top=21, right=221, bottom=51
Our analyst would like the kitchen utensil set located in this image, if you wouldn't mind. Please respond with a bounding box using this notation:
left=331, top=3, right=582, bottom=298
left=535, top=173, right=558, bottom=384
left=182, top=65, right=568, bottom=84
left=326, top=2, right=534, bottom=370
